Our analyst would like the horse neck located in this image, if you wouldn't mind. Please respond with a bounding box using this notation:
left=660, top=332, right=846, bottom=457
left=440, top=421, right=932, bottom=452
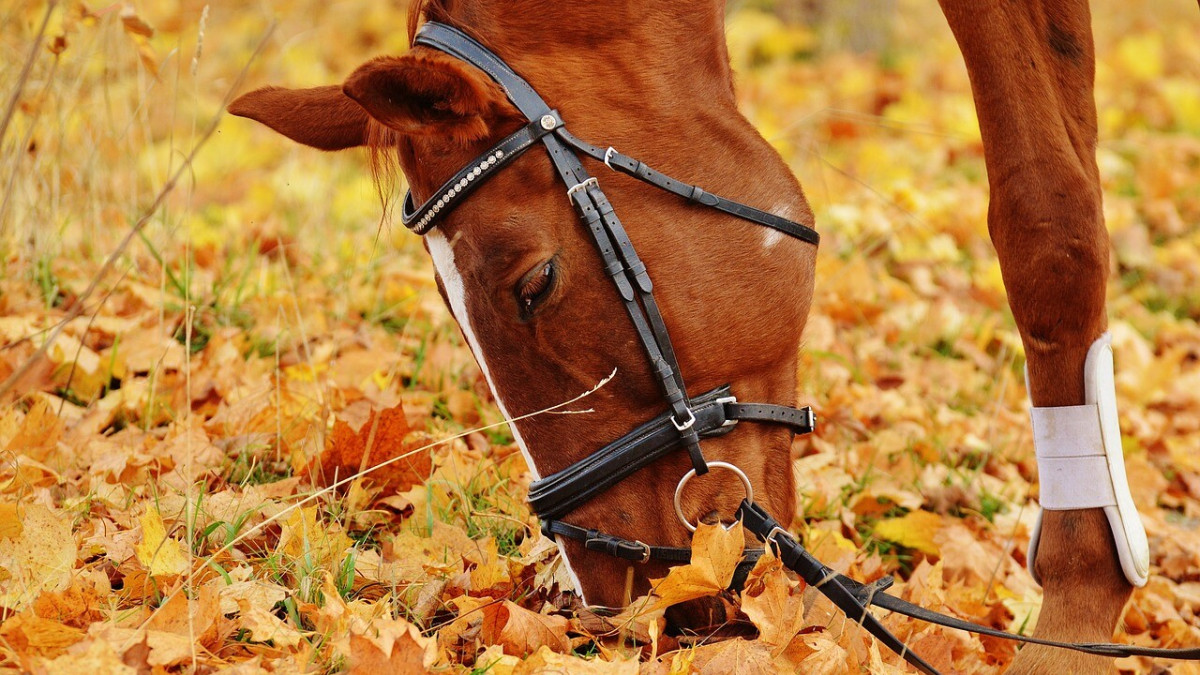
left=443, top=1, right=738, bottom=127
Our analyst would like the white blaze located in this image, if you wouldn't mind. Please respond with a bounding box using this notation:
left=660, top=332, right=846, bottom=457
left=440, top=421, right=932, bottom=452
left=424, top=230, right=587, bottom=600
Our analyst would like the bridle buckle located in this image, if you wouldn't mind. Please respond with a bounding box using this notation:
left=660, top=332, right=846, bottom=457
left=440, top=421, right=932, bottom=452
left=633, top=539, right=651, bottom=563
left=764, top=525, right=791, bottom=554
left=566, top=177, right=599, bottom=202
left=715, top=395, right=739, bottom=428
left=603, top=146, right=618, bottom=171
left=671, top=408, right=696, bottom=432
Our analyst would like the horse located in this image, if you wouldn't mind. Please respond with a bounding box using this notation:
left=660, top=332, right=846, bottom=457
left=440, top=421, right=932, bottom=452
left=228, top=1, right=1151, bottom=672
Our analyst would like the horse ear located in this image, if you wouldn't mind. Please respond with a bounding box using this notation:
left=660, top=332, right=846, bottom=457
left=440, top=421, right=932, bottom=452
left=227, top=85, right=370, bottom=151
left=342, top=49, right=512, bottom=144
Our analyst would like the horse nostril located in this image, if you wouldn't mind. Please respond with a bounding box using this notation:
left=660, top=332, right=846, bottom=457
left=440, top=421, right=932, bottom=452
left=700, top=509, right=721, bottom=525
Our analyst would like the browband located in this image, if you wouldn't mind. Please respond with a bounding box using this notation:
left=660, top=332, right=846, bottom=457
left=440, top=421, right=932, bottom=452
left=402, top=114, right=561, bottom=234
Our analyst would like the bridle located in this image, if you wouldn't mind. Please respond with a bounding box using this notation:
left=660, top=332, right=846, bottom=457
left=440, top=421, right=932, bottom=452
left=403, top=21, right=820, bottom=570
left=400, top=21, right=1200, bottom=674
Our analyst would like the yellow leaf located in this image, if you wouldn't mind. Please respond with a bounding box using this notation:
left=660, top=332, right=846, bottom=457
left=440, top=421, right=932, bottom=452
left=0, top=503, right=22, bottom=539
left=0, top=504, right=76, bottom=609
left=872, top=510, right=945, bottom=556
left=39, top=639, right=136, bottom=675
left=511, top=646, right=639, bottom=674
left=278, top=506, right=352, bottom=571
left=4, top=398, right=63, bottom=462
left=648, top=523, right=745, bottom=609
left=0, top=613, right=84, bottom=659
left=740, top=553, right=805, bottom=651
left=236, top=598, right=304, bottom=648
left=134, top=507, right=188, bottom=579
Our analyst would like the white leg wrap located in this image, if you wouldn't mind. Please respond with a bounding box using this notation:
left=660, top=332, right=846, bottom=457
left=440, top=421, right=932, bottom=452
left=1026, top=333, right=1149, bottom=587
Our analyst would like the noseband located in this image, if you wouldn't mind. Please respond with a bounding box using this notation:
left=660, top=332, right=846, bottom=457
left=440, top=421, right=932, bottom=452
left=401, top=21, right=1200, bottom=674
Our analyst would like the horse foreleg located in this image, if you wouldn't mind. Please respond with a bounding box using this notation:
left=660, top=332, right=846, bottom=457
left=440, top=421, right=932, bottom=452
left=936, top=1, right=1136, bottom=672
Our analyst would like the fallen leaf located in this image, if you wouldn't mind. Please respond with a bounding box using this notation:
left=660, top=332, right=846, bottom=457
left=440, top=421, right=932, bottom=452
left=0, top=504, right=76, bottom=609
left=134, top=506, right=188, bottom=579
left=0, top=613, right=85, bottom=660
left=872, top=510, right=945, bottom=556
left=690, top=638, right=776, bottom=675
left=38, top=638, right=137, bottom=674
left=4, top=398, right=62, bottom=462
left=648, top=523, right=746, bottom=609
left=313, top=403, right=431, bottom=495
left=740, top=552, right=806, bottom=651
left=347, top=616, right=436, bottom=674
left=277, top=506, right=352, bottom=571
left=481, top=601, right=571, bottom=655
left=237, top=598, right=305, bottom=648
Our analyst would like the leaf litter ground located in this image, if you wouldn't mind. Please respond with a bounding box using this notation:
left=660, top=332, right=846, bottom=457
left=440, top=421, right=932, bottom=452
left=2, top=1, right=1200, bottom=673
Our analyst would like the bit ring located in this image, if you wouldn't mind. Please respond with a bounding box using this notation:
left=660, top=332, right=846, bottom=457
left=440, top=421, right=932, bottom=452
left=673, top=461, right=753, bottom=532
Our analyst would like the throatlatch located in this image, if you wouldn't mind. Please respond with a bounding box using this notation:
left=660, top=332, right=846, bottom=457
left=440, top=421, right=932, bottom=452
left=1027, top=332, right=1150, bottom=587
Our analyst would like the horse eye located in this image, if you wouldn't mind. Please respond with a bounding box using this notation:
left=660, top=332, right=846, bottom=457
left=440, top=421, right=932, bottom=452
left=516, top=258, right=557, bottom=319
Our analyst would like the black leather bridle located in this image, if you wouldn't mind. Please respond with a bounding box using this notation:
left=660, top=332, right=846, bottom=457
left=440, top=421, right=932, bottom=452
left=403, top=21, right=820, bottom=567
left=400, top=21, right=1200, bottom=674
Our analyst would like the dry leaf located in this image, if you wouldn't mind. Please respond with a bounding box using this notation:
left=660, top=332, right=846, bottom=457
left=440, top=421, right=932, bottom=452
left=38, top=638, right=137, bottom=675
left=4, top=398, right=62, bottom=461
left=313, top=403, right=432, bottom=495
left=648, top=523, right=745, bottom=609
left=740, top=552, right=805, bottom=651
left=277, top=506, right=352, bottom=571
left=0, top=504, right=76, bottom=609
left=689, top=638, right=776, bottom=675
left=134, top=506, right=188, bottom=579
left=872, top=510, right=945, bottom=556
left=237, top=599, right=305, bottom=648
left=346, top=616, right=435, bottom=674
left=481, top=601, right=571, bottom=655
left=0, top=613, right=85, bottom=660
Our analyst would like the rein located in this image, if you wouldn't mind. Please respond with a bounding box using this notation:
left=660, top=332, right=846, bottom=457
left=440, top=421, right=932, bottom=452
left=402, top=20, right=1200, bottom=673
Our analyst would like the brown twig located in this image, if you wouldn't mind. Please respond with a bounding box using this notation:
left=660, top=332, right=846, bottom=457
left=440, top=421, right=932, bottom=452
left=0, top=0, right=56, bottom=150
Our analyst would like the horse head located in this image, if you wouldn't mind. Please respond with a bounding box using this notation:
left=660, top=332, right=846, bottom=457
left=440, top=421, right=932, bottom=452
left=229, top=0, right=816, bottom=608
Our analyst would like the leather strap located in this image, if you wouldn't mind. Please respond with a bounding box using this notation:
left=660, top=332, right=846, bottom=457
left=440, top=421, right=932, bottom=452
left=528, top=387, right=814, bottom=521
left=402, top=114, right=559, bottom=233
left=555, top=128, right=820, bottom=246
left=737, top=499, right=941, bottom=674
left=415, top=22, right=552, bottom=119
left=737, top=499, right=1200, bottom=668
left=542, top=519, right=763, bottom=591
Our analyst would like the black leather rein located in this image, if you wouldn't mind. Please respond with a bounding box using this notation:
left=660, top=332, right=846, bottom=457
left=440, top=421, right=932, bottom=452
left=401, top=21, right=1200, bottom=674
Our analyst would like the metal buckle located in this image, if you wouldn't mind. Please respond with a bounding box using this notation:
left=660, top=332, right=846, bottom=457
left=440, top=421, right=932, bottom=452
left=671, top=408, right=696, bottom=432
left=801, top=406, right=816, bottom=432
left=632, top=540, right=651, bottom=563
left=764, top=525, right=790, bottom=553
left=566, top=177, right=599, bottom=202
left=673, top=461, right=754, bottom=532
left=603, top=147, right=618, bottom=171
left=715, top=395, right=739, bottom=428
